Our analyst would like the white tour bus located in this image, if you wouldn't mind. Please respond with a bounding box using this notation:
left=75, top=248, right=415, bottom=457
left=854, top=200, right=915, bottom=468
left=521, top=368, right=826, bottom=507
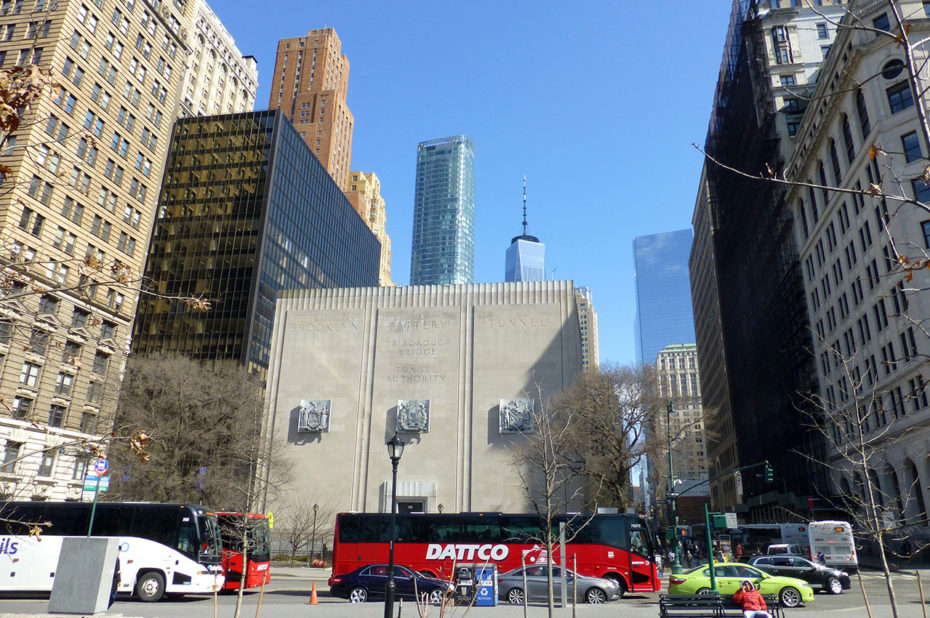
left=0, top=501, right=225, bottom=601
left=808, top=520, right=858, bottom=572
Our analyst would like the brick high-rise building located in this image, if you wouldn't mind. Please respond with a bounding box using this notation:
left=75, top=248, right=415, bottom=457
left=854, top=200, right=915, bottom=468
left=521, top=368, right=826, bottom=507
left=0, top=0, right=194, bottom=500
left=268, top=28, right=353, bottom=191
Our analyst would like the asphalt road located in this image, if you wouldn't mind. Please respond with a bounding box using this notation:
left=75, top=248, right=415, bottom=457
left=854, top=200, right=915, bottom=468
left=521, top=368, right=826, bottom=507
left=0, top=567, right=929, bottom=617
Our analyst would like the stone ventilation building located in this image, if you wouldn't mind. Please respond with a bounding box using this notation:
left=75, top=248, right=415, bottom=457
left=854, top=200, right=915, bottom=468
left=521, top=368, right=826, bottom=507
left=268, top=27, right=353, bottom=192
left=345, top=170, right=393, bottom=287
left=0, top=0, right=194, bottom=500
left=261, top=281, right=584, bottom=516
left=784, top=0, right=930, bottom=536
left=179, top=0, right=257, bottom=118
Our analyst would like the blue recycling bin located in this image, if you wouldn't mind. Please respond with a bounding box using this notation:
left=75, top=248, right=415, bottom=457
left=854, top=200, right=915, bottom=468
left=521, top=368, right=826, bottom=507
left=474, top=565, right=498, bottom=607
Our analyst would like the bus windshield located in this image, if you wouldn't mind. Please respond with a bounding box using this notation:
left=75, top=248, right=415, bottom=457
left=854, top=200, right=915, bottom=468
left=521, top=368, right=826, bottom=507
left=217, top=514, right=271, bottom=562
left=197, top=512, right=223, bottom=565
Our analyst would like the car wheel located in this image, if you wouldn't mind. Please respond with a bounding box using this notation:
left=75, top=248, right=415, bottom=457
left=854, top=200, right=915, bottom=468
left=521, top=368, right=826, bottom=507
left=827, top=577, right=843, bottom=594
left=135, top=571, right=165, bottom=602
left=349, top=587, right=368, bottom=603
left=507, top=587, right=525, bottom=604
left=428, top=588, right=445, bottom=605
left=586, top=587, right=607, bottom=604
left=604, top=574, right=626, bottom=598
left=780, top=586, right=802, bottom=607
left=696, top=587, right=714, bottom=595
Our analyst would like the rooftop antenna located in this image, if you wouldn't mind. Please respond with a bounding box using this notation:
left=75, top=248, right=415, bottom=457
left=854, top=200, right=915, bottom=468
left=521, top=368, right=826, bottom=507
left=521, top=174, right=528, bottom=237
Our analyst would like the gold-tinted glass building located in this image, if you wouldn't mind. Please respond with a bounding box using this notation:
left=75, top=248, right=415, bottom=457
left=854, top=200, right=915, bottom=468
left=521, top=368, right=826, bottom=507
left=268, top=27, right=352, bottom=192
left=131, top=111, right=380, bottom=374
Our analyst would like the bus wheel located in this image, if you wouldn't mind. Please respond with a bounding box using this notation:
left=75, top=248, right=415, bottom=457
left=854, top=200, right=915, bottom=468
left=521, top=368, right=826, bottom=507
left=507, top=587, right=525, bottom=604
left=136, top=571, right=166, bottom=602
left=604, top=575, right=626, bottom=599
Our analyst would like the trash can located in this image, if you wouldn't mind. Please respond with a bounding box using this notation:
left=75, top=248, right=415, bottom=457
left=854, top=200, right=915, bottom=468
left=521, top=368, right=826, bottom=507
left=453, top=566, right=475, bottom=604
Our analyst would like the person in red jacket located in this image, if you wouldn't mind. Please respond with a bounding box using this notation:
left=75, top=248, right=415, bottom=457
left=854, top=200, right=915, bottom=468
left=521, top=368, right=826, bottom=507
left=733, top=579, right=772, bottom=618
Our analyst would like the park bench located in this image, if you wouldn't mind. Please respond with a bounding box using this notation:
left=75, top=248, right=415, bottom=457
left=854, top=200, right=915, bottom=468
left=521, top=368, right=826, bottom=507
left=659, top=593, right=785, bottom=618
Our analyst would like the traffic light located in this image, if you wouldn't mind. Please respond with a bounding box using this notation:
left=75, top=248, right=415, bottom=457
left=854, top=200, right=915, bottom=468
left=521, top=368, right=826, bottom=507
left=764, top=462, right=774, bottom=484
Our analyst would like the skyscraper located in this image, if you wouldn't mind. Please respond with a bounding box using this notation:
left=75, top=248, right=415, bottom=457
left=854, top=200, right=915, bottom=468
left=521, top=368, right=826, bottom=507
left=132, top=111, right=380, bottom=374
left=0, top=0, right=193, bottom=501
left=346, top=170, right=393, bottom=286
left=268, top=28, right=353, bottom=191
left=505, top=177, right=545, bottom=282
left=633, top=229, right=696, bottom=366
left=179, top=0, right=258, bottom=118
left=410, top=136, right=475, bottom=285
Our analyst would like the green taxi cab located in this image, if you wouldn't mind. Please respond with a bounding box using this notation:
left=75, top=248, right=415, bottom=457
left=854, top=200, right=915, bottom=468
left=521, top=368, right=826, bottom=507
left=668, top=562, right=815, bottom=607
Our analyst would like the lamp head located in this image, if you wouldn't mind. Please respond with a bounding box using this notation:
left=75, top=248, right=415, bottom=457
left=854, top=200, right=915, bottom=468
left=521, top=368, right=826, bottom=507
left=387, top=433, right=405, bottom=461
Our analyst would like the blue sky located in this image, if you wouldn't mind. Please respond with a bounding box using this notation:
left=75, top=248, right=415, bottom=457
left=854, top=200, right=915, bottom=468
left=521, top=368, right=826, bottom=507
left=211, top=1, right=733, bottom=367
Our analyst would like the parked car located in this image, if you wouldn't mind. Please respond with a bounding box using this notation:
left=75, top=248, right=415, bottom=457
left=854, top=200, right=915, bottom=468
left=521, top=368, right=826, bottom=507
left=497, top=565, right=620, bottom=604
left=668, top=562, right=815, bottom=608
left=328, top=564, right=454, bottom=603
left=749, top=555, right=851, bottom=594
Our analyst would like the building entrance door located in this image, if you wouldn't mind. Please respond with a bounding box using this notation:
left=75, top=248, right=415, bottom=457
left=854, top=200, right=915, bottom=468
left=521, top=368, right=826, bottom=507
left=397, top=500, right=425, bottom=514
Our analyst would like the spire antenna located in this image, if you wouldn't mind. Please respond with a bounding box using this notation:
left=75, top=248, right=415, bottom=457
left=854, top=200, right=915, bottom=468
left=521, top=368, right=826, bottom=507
left=522, top=174, right=528, bottom=236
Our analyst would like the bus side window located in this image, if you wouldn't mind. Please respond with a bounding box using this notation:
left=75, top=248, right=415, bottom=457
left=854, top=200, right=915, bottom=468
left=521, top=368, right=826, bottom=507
left=178, top=516, right=197, bottom=556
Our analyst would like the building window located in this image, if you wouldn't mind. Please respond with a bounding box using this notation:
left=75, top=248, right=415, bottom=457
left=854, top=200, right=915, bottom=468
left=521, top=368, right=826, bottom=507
left=912, top=179, right=930, bottom=203
left=19, top=361, right=40, bottom=386
left=38, top=295, right=58, bottom=315
left=100, top=321, right=115, bottom=339
left=72, top=453, right=90, bottom=479
left=841, top=114, right=855, bottom=163
left=92, top=352, right=108, bottom=375
left=37, top=451, right=55, bottom=477
left=922, top=221, right=930, bottom=248
left=48, top=404, right=66, bottom=428
left=902, top=131, right=921, bottom=163
left=28, top=329, right=48, bottom=355
left=873, top=13, right=890, bottom=35
left=86, top=380, right=102, bottom=404
left=882, top=59, right=905, bottom=79
left=11, top=396, right=31, bottom=420
left=780, top=74, right=795, bottom=86
left=887, top=81, right=914, bottom=113
left=55, top=372, right=73, bottom=396
left=857, top=89, right=871, bottom=138
left=71, top=308, right=89, bottom=328
left=817, top=22, right=828, bottom=39
left=62, top=340, right=81, bottom=364
left=1, top=441, right=22, bottom=473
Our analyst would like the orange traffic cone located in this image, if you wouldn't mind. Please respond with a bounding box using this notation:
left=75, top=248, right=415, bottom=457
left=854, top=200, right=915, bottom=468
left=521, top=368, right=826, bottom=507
left=307, top=581, right=318, bottom=605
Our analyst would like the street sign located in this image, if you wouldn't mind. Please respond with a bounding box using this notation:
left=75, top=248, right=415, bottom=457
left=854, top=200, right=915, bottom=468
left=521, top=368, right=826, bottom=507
left=666, top=491, right=680, bottom=499
left=93, top=458, right=108, bottom=475
left=725, top=512, right=738, bottom=529
left=83, top=475, right=109, bottom=492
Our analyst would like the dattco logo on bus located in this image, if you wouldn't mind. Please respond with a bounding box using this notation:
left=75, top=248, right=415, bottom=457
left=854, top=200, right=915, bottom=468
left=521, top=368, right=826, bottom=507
left=425, top=544, right=509, bottom=561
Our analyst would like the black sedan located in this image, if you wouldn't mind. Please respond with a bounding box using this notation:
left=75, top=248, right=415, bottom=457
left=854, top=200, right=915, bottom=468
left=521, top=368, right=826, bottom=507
left=328, top=564, right=454, bottom=604
left=748, top=555, right=851, bottom=594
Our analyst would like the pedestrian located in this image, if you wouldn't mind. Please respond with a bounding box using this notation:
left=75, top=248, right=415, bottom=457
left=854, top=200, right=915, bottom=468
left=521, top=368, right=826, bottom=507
left=736, top=543, right=744, bottom=562
left=816, top=551, right=825, bottom=565
left=109, top=550, right=121, bottom=607
left=733, top=579, right=772, bottom=618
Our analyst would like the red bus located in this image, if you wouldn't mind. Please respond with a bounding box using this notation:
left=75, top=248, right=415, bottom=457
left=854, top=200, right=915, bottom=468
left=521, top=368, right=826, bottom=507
left=332, top=512, right=658, bottom=598
left=216, top=512, right=271, bottom=590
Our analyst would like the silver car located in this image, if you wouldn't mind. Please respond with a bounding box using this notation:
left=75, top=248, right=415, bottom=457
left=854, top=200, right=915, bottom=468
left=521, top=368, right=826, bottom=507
left=497, top=565, right=620, bottom=604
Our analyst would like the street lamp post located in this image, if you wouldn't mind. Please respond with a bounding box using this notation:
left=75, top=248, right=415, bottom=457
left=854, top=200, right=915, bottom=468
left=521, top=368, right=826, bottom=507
left=667, top=401, right=683, bottom=574
left=310, top=503, right=318, bottom=563
left=384, top=433, right=405, bottom=618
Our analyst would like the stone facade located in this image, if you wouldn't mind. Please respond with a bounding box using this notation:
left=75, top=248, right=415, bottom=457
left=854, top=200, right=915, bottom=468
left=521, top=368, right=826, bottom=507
left=262, top=282, right=583, bottom=515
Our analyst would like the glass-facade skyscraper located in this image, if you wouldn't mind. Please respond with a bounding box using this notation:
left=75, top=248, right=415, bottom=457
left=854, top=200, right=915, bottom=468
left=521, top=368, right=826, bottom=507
left=633, top=229, right=696, bottom=366
left=132, top=111, right=380, bottom=373
left=410, top=136, right=475, bottom=285
left=505, top=237, right=545, bottom=282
